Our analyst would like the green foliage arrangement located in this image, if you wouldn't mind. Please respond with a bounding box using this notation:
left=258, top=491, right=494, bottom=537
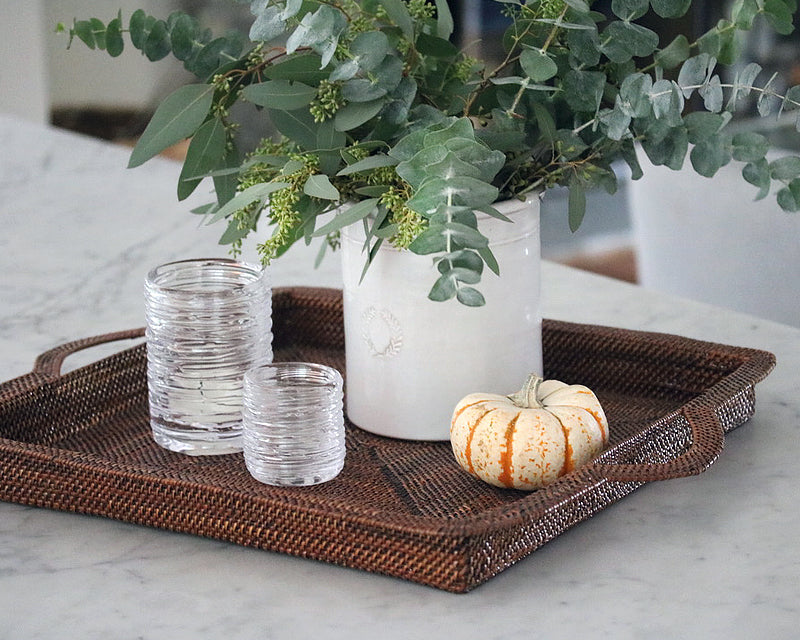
left=59, top=0, right=800, bottom=305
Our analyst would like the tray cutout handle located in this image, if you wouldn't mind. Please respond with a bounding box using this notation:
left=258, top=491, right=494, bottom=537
left=33, top=328, right=146, bottom=379
left=588, top=405, right=724, bottom=483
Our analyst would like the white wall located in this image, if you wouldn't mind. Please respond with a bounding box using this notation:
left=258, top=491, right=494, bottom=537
left=0, top=0, right=49, bottom=123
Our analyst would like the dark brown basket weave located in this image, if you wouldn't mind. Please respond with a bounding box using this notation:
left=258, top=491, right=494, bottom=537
left=0, top=287, right=776, bottom=592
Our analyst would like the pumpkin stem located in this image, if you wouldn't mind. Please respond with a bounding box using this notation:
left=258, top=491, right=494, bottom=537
left=508, top=373, right=544, bottom=409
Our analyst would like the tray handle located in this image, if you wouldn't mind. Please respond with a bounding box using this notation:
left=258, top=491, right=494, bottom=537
left=587, top=405, right=724, bottom=483
left=32, top=328, right=146, bottom=379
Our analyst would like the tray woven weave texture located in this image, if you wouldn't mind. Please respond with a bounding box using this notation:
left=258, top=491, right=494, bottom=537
left=0, top=287, right=776, bottom=592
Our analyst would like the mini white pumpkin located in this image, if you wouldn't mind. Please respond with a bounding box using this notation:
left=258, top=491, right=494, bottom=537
left=450, top=374, right=609, bottom=490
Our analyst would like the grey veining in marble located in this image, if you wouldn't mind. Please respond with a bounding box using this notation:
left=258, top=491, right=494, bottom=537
left=1, top=114, right=799, bottom=639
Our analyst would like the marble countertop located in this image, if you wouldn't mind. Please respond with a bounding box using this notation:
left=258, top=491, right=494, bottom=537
left=1, top=114, right=799, bottom=639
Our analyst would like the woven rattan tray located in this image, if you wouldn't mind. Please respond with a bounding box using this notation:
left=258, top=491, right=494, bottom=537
left=0, top=287, right=776, bottom=592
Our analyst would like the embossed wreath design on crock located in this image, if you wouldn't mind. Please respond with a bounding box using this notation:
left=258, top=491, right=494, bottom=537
left=360, top=306, right=403, bottom=358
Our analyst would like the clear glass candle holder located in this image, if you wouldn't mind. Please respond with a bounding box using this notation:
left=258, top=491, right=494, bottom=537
left=242, top=363, right=346, bottom=486
left=144, top=258, right=272, bottom=455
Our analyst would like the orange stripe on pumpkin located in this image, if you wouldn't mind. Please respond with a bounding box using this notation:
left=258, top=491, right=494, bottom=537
left=497, top=412, right=520, bottom=488
left=553, top=414, right=574, bottom=477
left=465, top=408, right=496, bottom=476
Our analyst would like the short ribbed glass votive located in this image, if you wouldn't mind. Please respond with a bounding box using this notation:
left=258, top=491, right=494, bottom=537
left=144, top=258, right=272, bottom=455
left=242, top=363, right=345, bottom=486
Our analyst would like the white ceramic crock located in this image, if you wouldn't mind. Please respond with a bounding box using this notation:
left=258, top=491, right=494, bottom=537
left=340, top=195, right=543, bottom=440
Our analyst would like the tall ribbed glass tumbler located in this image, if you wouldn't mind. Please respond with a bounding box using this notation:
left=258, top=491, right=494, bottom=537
left=144, top=259, right=272, bottom=455
left=242, top=363, right=345, bottom=486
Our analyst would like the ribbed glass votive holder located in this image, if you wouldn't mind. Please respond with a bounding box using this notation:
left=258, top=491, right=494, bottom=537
left=242, top=363, right=345, bottom=486
left=144, top=258, right=272, bottom=455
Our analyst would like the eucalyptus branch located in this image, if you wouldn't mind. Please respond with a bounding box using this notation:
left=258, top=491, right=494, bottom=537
left=541, top=5, right=569, bottom=53
left=60, top=0, right=800, bottom=307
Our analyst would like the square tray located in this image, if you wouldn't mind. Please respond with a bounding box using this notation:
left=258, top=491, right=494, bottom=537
left=0, top=287, right=775, bottom=592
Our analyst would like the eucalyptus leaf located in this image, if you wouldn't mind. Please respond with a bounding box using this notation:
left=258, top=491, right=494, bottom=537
left=567, top=22, right=601, bottom=67
left=684, top=111, right=726, bottom=143
left=601, top=102, right=632, bottom=141
left=409, top=225, right=448, bottom=254
left=105, top=18, right=124, bottom=57
left=699, top=75, right=724, bottom=112
left=732, top=0, right=760, bottom=29
left=178, top=116, right=227, bottom=200
left=477, top=245, right=500, bottom=276
left=143, top=19, right=170, bottom=61
left=731, top=132, right=770, bottom=163
left=128, top=9, right=149, bottom=49
left=563, top=0, right=591, bottom=12
left=777, top=186, right=800, bottom=212
left=169, top=13, right=197, bottom=60
left=568, top=178, right=586, bottom=232
left=349, top=31, right=391, bottom=71
left=728, top=62, right=762, bottom=109
left=243, top=80, right=317, bottom=110
left=72, top=20, right=96, bottom=49
left=641, top=120, right=689, bottom=170
left=610, top=0, right=649, bottom=21
left=191, top=38, right=229, bottom=79
left=520, top=48, right=558, bottom=82
left=437, top=249, right=484, bottom=274
left=428, top=272, right=457, bottom=301
left=315, top=118, right=346, bottom=162
left=423, top=118, right=474, bottom=146
left=395, top=145, right=450, bottom=188
left=337, top=154, right=398, bottom=176
left=690, top=137, right=732, bottom=178
left=475, top=204, right=513, bottom=223
left=249, top=4, right=286, bottom=42
left=406, top=177, right=499, bottom=215
left=434, top=0, right=454, bottom=38
left=354, top=185, right=391, bottom=197
left=268, top=107, right=319, bottom=150
left=213, top=143, right=240, bottom=207
left=742, top=158, right=771, bottom=200
left=262, top=53, right=328, bottom=84
left=777, top=178, right=800, bottom=212
left=715, top=19, right=743, bottom=66
left=618, top=73, right=653, bottom=118
left=696, top=28, right=720, bottom=58
left=563, top=70, right=606, bottom=112
left=650, top=79, right=684, bottom=126
left=758, top=73, right=780, bottom=117
left=378, top=0, right=413, bottom=38
left=600, top=22, right=659, bottom=63
left=311, top=198, right=379, bottom=236
left=342, top=78, right=388, bottom=103
left=437, top=266, right=482, bottom=285
left=650, top=0, right=692, bottom=18
left=443, top=222, right=490, bottom=249
left=620, top=139, right=644, bottom=180
left=456, top=286, right=486, bottom=307
left=655, top=35, right=690, bottom=70
left=219, top=218, right=252, bottom=245
left=769, top=156, right=800, bottom=181
left=304, top=174, right=340, bottom=200
left=334, top=99, right=385, bottom=131
left=763, top=0, right=795, bottom=35
left=678, top=54, right=714, bottom=98
left=89, top=18, right=106, bottom=50
left=128, top=83, right=214, bottom=168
